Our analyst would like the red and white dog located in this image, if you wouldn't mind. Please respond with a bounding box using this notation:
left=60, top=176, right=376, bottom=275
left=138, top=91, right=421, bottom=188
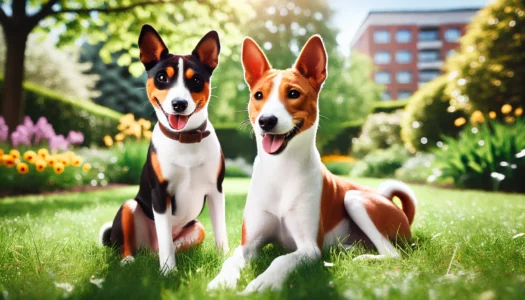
left=208, top=36, right=417, bottom=293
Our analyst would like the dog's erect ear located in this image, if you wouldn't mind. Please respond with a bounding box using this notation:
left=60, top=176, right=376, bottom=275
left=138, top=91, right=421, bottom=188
left=241, top=37, right=272, bottom=87
left=138, top=24, right=169, bottom=70
left=294, top=35, right=327, bottom=90
left=192, top=31, right=221, bottom=71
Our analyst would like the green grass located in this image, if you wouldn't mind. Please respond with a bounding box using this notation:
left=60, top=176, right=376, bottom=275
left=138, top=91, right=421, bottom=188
left=1, top=178, right=524, bottom=299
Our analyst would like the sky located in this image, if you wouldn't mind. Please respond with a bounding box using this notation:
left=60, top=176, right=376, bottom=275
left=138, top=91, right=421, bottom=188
left=329, top=0, right=492, bottom=56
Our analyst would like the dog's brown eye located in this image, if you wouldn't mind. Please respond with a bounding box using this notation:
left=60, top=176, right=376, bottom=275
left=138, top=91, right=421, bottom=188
left=192, top=76, right=201, bottom=84
left=254, top=91, right=263, bottom=100
left=156, top=72, right=168, bottom=83
left=288, top=90, right=300, bottom=99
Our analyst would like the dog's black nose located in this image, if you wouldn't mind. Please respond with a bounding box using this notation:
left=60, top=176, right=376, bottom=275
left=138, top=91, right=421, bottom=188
left=259, top=115, right=278, bottom=131
left=171, top=99, right=188, bottom=113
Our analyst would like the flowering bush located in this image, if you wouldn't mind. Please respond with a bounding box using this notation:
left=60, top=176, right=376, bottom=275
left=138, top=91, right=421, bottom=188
left=433, top=118, right=525, bottom=192
left=0, top=147, right=93, bottom=194
left=103, top=113, right=152, bottom=147
left=2, top=116, right=84, bottom=150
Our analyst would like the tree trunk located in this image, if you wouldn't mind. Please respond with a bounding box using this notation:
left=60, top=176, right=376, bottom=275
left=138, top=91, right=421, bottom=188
left=1, top=27, right=28, bottom=132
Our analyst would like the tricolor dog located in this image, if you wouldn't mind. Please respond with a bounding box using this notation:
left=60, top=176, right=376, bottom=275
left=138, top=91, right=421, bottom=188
left=99, top=25, right=228, bottom=274
left=208, top=36, right=417, bottom=293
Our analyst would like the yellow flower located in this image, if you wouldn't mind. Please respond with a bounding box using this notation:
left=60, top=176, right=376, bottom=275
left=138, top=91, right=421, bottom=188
left=489, top=111, right=497, bottom=119
left=138, top=118, right=152, bottom=130
left=119, top=113, right=135, bottom=125
left=58, top=156, right=70, bottom=167
left=38, top=148, right=49, bottom=160
left=10, top=149, right=20, bottom=160
left=23, top=150, right=38, bottom=163
left=115, top=133, right=125, bottom=142
left=64, top=151, right=75, bottom=158
left=103, top=135, right=114, bottom=147
left=321, top=155, right=356, bottom=164
left=454, top=117, right=467, bottom=127
left=71, top=156, right=83, bottom=167
left=0, top=149, right=4, bottom=157
left=505, top=116, right=516, bottom=124
left=35, top=160, right=47, bottom=172
left=82, top=163, right=92, bottom=172
left=515, top=107, right=523, bottom=116
left=501, top=104, right=512, bottom=114
left=53, top=162, right=65, bottom=174
left=143, top=130, right=152, bottom=141
left=46, top=156, right=57, bottom=166
left=470, top=110, right=485, bottom=124
left=17, top=162, right=29, bottom=174
left=3, top=155, right=15, bottom=168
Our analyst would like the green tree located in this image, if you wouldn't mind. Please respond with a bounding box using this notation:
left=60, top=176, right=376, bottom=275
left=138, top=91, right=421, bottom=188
left=79, top=42, right=152, bottom=119
left=445, top=0, right=525, bottom=116
left=0, top=0, right=251, bottom=131
left=210, top=0, right=381, bottom=147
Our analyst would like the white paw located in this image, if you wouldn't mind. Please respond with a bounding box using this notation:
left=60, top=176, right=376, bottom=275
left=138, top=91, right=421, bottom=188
left=239, top=273, right=284, bottom=294
left=120, top=256, right=135, bottom=266
left=207, top=271, right=238, bottom=291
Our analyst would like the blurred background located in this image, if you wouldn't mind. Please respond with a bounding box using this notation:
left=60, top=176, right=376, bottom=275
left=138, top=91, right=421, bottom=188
left=0, top=0, right=523, bottom=195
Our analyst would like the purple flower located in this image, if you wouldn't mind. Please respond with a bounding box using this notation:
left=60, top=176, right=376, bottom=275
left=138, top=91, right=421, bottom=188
left=0, top=117, right=8, bottom=142
left=48, top=134, right=69, bottom=151
left=33, top=117, right=55, bottom=145
left=66, top=131, right=84, bottom=145
left=10, top=124, right=32, bottom=147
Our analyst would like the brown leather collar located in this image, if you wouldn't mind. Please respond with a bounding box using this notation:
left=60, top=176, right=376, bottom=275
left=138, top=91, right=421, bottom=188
left=158, top=120, right=210, bottom=143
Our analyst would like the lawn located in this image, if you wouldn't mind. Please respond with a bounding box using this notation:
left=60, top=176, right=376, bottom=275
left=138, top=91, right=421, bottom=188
left=0, top=178, right=524, bottom=300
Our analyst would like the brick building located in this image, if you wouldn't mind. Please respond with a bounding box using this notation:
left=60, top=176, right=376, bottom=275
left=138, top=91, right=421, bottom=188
left=351, top=8, right=479, bottom=100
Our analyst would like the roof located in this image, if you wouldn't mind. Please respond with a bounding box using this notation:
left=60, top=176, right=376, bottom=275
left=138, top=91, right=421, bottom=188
left=350, top=7, right=480, bottom=48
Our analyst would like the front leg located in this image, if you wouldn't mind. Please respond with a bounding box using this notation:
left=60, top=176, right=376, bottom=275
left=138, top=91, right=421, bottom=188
left=241, top=200, right=322, bottom=294
left=207, top=190, right=229, bottom=253
left=153, top=199, right=176, bottom=275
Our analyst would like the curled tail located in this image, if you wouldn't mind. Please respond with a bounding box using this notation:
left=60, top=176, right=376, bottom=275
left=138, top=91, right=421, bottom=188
left=378, top=180, right=417, bottom=225
left=99, top=222, right=113, bottom=247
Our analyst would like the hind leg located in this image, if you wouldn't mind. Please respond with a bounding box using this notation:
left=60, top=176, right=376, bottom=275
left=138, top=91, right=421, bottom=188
left=110, top=200, right=153, bottom=264
left=344, top=190, right=411, bottom=260
left=173, top=220, right=205, bottom=252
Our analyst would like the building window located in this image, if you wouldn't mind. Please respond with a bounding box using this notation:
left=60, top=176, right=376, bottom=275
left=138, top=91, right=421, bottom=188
left=418, top=28, right=439, bottom=41
left=396, top=71, right=412, bottom=84
left=447, top=49, right=456, bottom=58
left=396, top=51, right=412, bottom=64
left=420, top=70, right=440, bottom=83
left=382, top=91, right=391, bottom=101
left=375, top=71, right=391, bottom=84
left=374, top=51, right=391, bottom=64
left=444, top=28, right=461, bottom=42
left=397, top=90, right=413, bottom=99
left=396, top=30, right=412, bottom=43
left=374, top=30, right=390, bottom=44
left=419, top=50, right=441, bottom=62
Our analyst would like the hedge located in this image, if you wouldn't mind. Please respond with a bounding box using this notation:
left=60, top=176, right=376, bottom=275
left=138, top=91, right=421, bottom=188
left=373, top=100, right=409, bottom=113
left=0, top=77, right=121, bottom=146
left=214, top=123, right=257, bottom=161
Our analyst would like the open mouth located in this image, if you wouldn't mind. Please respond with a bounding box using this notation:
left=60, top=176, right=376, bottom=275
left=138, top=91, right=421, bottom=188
left=261, top=121, right=303, bottom=155
left=155, top=98, right=198, bottom=130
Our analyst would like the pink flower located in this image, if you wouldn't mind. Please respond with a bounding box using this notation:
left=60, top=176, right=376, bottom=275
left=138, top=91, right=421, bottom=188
left=48, top=134, right=69, bottom=151
left=0, top=117, right=8, bottom=142
left=66, top=131, right=84, bottom=145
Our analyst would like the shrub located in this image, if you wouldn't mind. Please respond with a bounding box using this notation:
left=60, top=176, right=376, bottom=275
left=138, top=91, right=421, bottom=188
left=321, top=154, right=355, bottom=175
left=350, top=145, right=411, bottom=178
left=352, top=110, right=404, bottom=157
left=224, top=157, right=252, bottom=178
left=321, top=120, right=364, bottom=155
left=215, top=124, right=257, bottom=161
left=401, top=76, right=466, bottom=152
left=0, top=145, right=94, bottom=194
left=106, top=140, right=149, bottom=185
left=395, top=153, right=435, bottom=183
left=433, top=118, right=525, bottom=193
left=444, top=0, right=525, bottom=116
left=0, top=77, right=121, bottom=146
left=373, top=100, right=409, bottom=113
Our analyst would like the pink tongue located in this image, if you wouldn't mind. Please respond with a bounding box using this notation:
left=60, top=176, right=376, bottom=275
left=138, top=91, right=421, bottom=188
left=168, top=114, right=189, bottom=130
left=262, top=134, right=286, bottom=154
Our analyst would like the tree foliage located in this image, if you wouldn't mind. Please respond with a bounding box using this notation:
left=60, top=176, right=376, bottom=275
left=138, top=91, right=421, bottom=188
left=445, top=0, right=525, bottom=115
left=0, top=33, right=99, bottom=100
left=210, top=0, right=381, bottom=147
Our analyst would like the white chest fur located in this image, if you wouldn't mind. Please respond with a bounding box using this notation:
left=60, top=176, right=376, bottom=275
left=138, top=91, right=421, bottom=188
left=152, top=124, right=221, bottom=231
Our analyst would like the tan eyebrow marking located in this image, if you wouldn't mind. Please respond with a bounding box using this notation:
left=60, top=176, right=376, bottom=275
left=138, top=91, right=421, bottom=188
left=185, top=68, right=195, bottom=79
